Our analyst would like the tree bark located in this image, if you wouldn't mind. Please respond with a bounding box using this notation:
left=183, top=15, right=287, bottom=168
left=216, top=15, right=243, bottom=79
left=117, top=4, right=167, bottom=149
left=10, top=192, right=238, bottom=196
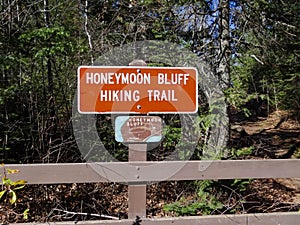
left=217, top=0, right=231, bottom=90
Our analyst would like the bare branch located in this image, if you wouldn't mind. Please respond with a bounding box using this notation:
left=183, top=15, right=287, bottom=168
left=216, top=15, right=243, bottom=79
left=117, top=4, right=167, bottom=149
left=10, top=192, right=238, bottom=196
left=250, top=54, right=264, bottom=65
left=52, top=208, right=119, bottom=220
left=83, top=0, right=94, bottom=64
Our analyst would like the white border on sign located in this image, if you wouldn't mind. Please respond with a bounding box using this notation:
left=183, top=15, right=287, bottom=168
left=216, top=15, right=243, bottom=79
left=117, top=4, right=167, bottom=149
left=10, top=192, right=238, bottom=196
left=77, top=66, right=198, bottom=114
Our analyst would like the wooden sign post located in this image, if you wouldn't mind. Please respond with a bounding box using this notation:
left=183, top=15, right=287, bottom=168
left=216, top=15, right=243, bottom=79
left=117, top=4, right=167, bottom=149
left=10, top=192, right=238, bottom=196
left=128, top=59, right=147, bottom=220
left=115, top=114, right=163, bottom=219
left=128, top=143, right=147, bottom=219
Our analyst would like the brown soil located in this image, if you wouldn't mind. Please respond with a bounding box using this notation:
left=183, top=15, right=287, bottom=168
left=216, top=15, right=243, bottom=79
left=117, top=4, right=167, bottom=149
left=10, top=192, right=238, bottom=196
left=1, top=110, right=299, bottom=223
left=230, top=110, right=300, bottom=211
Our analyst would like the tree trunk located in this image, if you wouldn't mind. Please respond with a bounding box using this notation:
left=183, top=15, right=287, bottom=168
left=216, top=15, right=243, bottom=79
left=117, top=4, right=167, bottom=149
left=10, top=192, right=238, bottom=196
left=217, top=0, right=231, bottom=90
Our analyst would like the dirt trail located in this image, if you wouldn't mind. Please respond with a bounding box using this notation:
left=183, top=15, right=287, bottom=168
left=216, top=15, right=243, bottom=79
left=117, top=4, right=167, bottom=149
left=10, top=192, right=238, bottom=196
left=232, top=110, right=300, bottom=206
left=276, top=178, right=300, bottom=204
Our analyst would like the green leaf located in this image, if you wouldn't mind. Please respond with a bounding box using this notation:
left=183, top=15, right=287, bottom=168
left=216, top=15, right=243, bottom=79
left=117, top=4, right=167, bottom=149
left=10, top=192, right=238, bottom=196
left=12, top=179, right=27, bottom=186
left=23, top=209, right=30, bottom=220
left=2, top=177, right=12, bottom=185
left=0, top=190, right=7, bottom=200
left=7, top=169, right=20, bottom=174
left=13, top=185, right=26, bottom=191
left=9, top=190, right=17, bottom=204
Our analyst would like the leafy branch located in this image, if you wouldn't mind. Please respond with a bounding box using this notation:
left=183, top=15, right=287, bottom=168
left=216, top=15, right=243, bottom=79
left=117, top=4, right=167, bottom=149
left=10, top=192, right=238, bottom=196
left=0, top=164, right=29, bottom=220
left=0, top=165, right=27, bottom=204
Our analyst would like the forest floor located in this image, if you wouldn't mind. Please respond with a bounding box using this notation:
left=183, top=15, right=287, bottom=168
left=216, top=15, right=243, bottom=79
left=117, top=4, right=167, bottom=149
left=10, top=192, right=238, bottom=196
left=229, top=110, right=300, bottom=212
left=0, top=110, right=299, bottom=223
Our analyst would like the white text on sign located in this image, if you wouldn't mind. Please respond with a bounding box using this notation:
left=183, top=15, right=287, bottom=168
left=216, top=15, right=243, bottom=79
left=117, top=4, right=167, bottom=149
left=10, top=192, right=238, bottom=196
left=85, top=72, right=190, bottom=102
left=86, top=72, right=190, bottom=86
left=99, top=90, right=178, bottom=102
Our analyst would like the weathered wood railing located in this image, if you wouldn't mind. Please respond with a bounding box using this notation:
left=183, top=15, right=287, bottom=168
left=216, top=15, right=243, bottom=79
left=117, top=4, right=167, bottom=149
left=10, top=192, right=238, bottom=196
left=4, top=159, right=300, bottom=224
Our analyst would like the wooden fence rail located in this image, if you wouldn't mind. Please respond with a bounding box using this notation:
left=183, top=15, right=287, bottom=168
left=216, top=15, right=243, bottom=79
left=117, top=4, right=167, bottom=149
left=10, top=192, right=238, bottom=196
left=4, top=159, right=300, bottom=184
left=14, top=212, right=300, bottom=225
left=2, top=159, right=300, bottom=224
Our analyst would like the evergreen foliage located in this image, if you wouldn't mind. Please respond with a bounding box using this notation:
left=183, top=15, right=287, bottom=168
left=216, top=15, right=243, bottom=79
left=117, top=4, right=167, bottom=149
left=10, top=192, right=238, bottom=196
left=0, top=0, right=299, bottom=219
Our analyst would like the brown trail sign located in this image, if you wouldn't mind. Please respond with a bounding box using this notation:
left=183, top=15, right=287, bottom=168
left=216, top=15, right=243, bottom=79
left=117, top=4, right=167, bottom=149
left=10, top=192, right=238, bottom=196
left=77, top=65, right=197, bottom=114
